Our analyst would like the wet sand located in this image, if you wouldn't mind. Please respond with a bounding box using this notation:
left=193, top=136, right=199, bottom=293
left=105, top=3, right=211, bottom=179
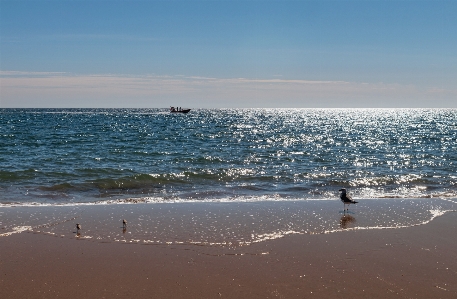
left=1, top=203, right=456, bottom=298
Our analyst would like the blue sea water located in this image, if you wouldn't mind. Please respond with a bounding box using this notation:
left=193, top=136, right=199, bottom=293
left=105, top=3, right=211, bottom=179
left=1, top=108, right=456, bottom=206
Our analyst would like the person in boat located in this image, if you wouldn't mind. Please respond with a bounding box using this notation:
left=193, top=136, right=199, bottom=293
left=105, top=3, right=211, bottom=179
left=170, top=107, right=175, bottom=112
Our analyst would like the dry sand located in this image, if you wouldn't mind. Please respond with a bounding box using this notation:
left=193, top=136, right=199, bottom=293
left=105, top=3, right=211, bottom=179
left=1, top=210, right=456, bottom=298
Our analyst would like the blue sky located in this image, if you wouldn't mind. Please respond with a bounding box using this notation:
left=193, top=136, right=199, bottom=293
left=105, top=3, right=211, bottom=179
left=1, top=0, right=456, bottom=108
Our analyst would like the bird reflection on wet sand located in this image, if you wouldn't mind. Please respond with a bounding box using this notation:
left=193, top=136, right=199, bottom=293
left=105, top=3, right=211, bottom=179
left=340, top=214, right=356, bottom=229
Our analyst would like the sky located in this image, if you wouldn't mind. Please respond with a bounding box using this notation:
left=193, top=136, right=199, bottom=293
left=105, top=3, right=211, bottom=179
left=0, top=0, right=456, bottom=108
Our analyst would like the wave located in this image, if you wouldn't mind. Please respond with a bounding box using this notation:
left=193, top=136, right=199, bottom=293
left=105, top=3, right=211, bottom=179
left=1, top=189, right=457, bottom=208
left=1, top=167, right=457, bottom=207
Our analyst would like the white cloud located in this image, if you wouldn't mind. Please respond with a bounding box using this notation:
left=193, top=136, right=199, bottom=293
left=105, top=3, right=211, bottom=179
left=0, top=71, right=67, bottom=77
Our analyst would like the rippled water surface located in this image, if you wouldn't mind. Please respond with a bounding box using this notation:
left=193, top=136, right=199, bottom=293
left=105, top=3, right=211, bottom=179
left=1, top=108, right=457, bottom=205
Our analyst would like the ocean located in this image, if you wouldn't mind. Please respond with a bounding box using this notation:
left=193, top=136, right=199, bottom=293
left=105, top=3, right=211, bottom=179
left=1, top=108, right=456, bottom=206
left=1, top=108, right=457, bottom=244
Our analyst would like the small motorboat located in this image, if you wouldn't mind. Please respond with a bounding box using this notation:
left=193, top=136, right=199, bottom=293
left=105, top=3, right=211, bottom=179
left=170, top=107, right=191, bottom=114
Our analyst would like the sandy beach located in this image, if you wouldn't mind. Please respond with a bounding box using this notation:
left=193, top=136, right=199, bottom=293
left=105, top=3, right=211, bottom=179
left=1, top=200, right=456, bottom=299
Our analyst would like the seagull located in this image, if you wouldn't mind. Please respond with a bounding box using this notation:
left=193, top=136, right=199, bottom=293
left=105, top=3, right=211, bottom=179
left=76, top=223, right=81, bottom=231
left=339, top=188, right=358, bottom=211
left=122, top=219, right=127, bottom=228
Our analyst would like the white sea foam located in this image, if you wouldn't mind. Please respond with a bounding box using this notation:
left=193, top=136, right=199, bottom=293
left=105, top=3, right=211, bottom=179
left=0, top=226, right=32, bottom=237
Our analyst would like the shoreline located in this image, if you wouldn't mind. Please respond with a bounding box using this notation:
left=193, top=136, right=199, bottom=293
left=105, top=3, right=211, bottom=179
left=1, top=198, right=456, bottom=244
left=1, top=212, right=456, bottom=298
